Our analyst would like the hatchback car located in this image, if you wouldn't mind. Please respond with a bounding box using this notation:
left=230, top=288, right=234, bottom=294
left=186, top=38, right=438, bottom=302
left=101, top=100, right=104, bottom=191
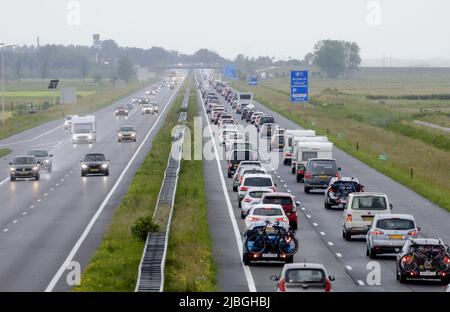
left=261, top=192, right=300, bottom=230
left=240, top=187, right=274, bottom=219
left=9, top=156, right=40, bottom=181
left=245, top=204, right=289, bottom=231
left=271, top=263, right=334, bottom=292
left=27, top=149, right=53, bottom=172
left=232, top=161, right=263, bottom=191
left=238, top=174, right=276, bottom=205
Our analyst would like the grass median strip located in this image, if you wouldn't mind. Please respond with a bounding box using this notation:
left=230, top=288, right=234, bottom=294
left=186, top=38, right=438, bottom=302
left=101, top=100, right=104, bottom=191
left=74, top=81, right=187, bottom=292
left=0, top=148, right=12, bottom=158
left=164, top=80, right=217, bottom=292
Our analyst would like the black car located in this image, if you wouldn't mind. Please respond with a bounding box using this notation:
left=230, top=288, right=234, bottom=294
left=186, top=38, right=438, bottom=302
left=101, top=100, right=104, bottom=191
left=242, top=108, right=253, bottom=120
left=304, top=158, right=341, bottom=194
left=396, top=238, right=450, bottom=284
left=80, top=153, right=109, bottom=176
left=9, top=156, right=40, bottom=181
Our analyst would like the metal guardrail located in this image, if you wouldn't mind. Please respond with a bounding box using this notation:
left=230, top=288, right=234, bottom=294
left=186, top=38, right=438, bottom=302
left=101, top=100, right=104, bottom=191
left=135, top=89, right=190, bottom=292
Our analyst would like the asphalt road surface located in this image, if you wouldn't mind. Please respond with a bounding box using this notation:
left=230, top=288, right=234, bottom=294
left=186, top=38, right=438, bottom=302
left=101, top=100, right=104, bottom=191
left=0, top=80, right=182, bottom=291
left=197, top=76, right=449, bottom=292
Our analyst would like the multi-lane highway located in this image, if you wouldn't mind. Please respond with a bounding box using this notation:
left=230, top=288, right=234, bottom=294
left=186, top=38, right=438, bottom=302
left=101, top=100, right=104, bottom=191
left=197, top=74, right=450, bottom=292
left=0, top=80, right=181, bottom=291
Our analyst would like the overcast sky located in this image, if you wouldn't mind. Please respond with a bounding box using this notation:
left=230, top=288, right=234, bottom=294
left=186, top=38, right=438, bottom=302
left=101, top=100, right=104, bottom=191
left=1, top=0, right=450, bottom=61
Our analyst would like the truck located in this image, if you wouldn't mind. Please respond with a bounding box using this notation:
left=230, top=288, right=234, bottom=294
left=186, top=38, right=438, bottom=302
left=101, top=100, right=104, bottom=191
left=294, top=142, right=334, bottom=182
left=71, top=115, right=96, bottom=144
left=236, top=92, right=253, bottom=112
left=291, top=136, right=329, bottom=174
left=282, top=130, right=316, bottom=165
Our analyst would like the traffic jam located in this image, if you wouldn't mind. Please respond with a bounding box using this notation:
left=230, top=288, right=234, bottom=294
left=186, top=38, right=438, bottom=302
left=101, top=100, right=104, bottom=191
left=197, top=71, right=450, bottom=292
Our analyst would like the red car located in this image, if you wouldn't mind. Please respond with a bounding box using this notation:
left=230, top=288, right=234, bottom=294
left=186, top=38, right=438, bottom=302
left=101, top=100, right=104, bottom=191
left=260, top=192, right=300, bottom=230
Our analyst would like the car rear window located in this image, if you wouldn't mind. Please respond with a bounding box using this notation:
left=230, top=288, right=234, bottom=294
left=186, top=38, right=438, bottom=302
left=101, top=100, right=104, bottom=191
left=249, top=191, right=269, bottom=199
left=262, top=196, right=293, bottom=206
left=244, top=177, right=273, bottom=187
left=308, top=160, right=337, bottom=175
left=351, top=196, right=387, bottom=210
left=231, top=151, right=254, bottom=161
left=376, top=218, right=415, bottom=230
left=261, top=116, right=275, bottom=124
left=239, top=94, right=252, bottom=100
left=285, top=269, right=325, bottom=284
left=242, top=169, right=266, bottom=176
left=253, top=208, right=282, bottom=216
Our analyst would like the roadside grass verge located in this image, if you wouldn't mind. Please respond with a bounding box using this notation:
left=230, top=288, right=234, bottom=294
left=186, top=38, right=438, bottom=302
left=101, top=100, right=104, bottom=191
left=0, top=79, right=156, bottom=141
left=164, top=80, right=217, bottom=292
left=230, top=80, right=450, bottom=212
left=73, top=82, right=187, bottom=292
left=0, top=148, right=12, bottom=158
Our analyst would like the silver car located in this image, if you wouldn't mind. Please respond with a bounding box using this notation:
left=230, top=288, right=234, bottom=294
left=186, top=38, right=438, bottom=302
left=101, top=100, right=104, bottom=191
left=366, top=214, right=420, bottom=259
left=27, top=149, right=53, bottom=172
left=240, top=187, right=274, bottom=219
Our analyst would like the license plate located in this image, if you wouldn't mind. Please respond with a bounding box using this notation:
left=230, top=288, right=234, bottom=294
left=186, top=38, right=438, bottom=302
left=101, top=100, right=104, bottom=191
left=90, top=169, right=99, bottom=172
left=319, top=175, right=328, bottom=179
left=420, top=271, right=436, bottom=276
left=362, top=216, right=374, bottom=222
left=262, top=253, right=278, bottom=258
left=389, top=235, right=404, bottom=240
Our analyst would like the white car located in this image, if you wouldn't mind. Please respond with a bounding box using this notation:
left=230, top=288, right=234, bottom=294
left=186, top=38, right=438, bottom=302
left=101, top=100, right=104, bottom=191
left=141, top=104, right=155, bottom=114
left=238, top=173, right=276, bottom=206
left=225, top=133, right=246, bottom=151
left=245, top=204, right=289, bottom=231
left=232, top=161, right=263, bottom=190
left=240, top=187, right=274, bottom=219
left=342, top=192, right=392, bottom=241
left=64, top=114, right=78, bottom=129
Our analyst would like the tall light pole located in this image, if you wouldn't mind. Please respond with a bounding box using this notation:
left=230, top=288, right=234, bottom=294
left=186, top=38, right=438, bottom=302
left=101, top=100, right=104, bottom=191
left=1, top=43, right=17, bottom=128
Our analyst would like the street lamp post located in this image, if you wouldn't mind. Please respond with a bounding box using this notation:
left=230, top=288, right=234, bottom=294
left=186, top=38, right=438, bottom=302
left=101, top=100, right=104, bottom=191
left=1, top=43, right=17, bottom=128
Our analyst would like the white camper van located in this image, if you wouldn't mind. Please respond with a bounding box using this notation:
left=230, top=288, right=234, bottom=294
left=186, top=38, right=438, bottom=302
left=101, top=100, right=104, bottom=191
left=294, top=141, right=333, bottom=182
left=291, top=136, right=329, bottom=174
left=71, top=115, right=96, bottom=144
left=236, top=92, right=253, bottom=113
left=282, top=130, right=316, bottom=165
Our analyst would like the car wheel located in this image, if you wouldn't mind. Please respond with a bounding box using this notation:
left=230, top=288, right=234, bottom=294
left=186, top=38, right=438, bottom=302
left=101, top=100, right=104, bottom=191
left=233, top=185, right=238, bottom=192
left=118, top=139, right=121, bottom=143
left=243, top=253, right=251, bottom=266
left=399, top=272, right=407, bottom=283
left=104, top=171, right=109, bottom=176
left=296, top=175, right=302, bottom=182
left=10, top=176, right=16, bottom=182
left=285, top=255, right=294, bottom=264
left=324, top=202, right=331, bottom=209
left=343, top=230, right=351, bottom=241
left=304, top=187, right=311, bottom=194
left=369, top=248, right=377, bottom=259
left=227, top=172, right=232, bottom=178
left=35, top=175, right=40, bottom=181
left=441, top=276, right=450, bottom=285
left=238, top=200, right=241, bottom=208
left=81, top=172, right=86, bottom=177
left=291, top=167, right=295, bottom=174
left=241, top=211, right=246, bottom=219
left=290, top=222, right=298, bottom=231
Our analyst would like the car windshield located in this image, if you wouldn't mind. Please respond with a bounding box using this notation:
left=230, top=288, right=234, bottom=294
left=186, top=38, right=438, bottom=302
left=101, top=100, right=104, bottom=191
left=249, top=191, right=269, bottom=198
left=376, top=218, right=415, bottom=230
left=231, top=151, right=254, bottom=161
left=263, top=197, right=293, bottom=206
left=253, top=208, right=282, bottom=216
left=13, top=157, right=36, bottom=165
left=308, top=161, right=337, bottom=175
left=285, top=269, right=325, bottom=284
left=84, top=154, right=106, bottom=162
left=243, top=169, right=265, bottom=175
left=245, top=177, right=272, bottom=187
left=27, top=150, right=48, bottom=157
left=76, top=129, right=91, bottom=133
left=261, top=116, right=274, bottom=123
left=351, top=196, right=387, bottom=210
left=120, top=127, right=134, bottom=132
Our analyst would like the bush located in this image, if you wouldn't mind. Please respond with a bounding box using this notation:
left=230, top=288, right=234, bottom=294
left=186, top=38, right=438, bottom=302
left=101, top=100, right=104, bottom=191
left=131, top=216, right=160, bottom=241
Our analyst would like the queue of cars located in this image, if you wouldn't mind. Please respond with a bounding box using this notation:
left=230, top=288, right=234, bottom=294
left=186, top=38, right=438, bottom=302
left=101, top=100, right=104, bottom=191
left=199, top=72, right=450, bottom=289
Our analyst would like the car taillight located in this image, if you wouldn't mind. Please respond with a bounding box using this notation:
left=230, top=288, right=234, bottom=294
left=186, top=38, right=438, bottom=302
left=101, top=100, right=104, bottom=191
left=240, top=186, right=248, bottom=192
left=346, top=214, right=352, bottom=222
left=229, top=163, right=232, bottom=168
left=335, top=172, right=340, bottom=178
left=278, top=279, right=286, bottom=292
left=305, top=173, right=311, bottom=180
left=407, top=230, right=418, bottom=237
left=285, top=153, right=292, bottom=157
left=297, top=169, right=305, bottom=175
left=248, top=217, right=261, bottom=222
left=271, top=186, right=276, bottom=192
left=275, top=217, right=288, bottom=222
left=443, top=256, right=450, bottom=264
left=324, top=279, right=331, bottom=292
left=240, top=176, right=243, bottom=183
left=401, top=255, right=413, bottom=264
left=371, top=230, right=384, bottom=236
left=243, top=198, right=252, bottom=203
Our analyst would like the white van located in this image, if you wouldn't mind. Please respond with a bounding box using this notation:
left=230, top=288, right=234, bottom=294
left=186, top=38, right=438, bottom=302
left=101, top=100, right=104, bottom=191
left=342, top=192, right=392, bottom=241
left=71, top=115, right=96, bottom=144
left=291, top=136, right=333, bottom=174
left=282, top=130, right=316, bottom=165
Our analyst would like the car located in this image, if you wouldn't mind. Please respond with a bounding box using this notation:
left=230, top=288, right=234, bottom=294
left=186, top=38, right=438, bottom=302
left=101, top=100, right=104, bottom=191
left=396, top=238, right=450, bottom=284
left=324, top=177, right=364, bottom=209
left=256, top=115, right=275, bottom=130
left=260, top=123, right=277, bottom=138
left=236, top=166, right=269, bottom=191
left=219, top=129, right=237, bottom=145
left=232, top=161, right=263, bottom=190
left=9, top=156, right=40, bottom=181
left=141, top=104, right=155, bottom=114
left=26, top=149, right=53, bottom=172
left=250, top=112, right=263, bottom=124
left=270, top=133, right=285, bottom=151
left=115, top=106, right=128, bottom=117
left=238, top=173, right=276, bottom=205
left=245, top=204, right=289, bottom=230
left=366, top=214, right=420, bottom=259
left=261, top=192, right=300, bottom=230
left=240, top=187, right=274, bottom=219
left=304, top=158, right=341, bottom=194
left=64, top=114, right=78, bottom=129
left=270, top=263, right=334, bottom=292
left=80, top=153, right=110, bottom=176
left=224, top=133, right=246, bottom=151
left=342, top=192, right=393, bottom=241
left=227, top=150, right=257, bottom=178
left=117, top=126, right=137, bottom=142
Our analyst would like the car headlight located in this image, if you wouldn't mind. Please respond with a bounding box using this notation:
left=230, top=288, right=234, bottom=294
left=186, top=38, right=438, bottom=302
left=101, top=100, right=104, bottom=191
left=81, top=164, right=88, bottom=169
left=72, top=135, right=77, bottom=140
left=44, top=159, right=50, bottom=164
left=101, top=164, right=108, bottom=169
left=118, top=133, right=123, bottom=137
left=87, top=135, right=92, bottom=139
left=10, top=167, right=15, bottom=172
left=131, top=133, right=136, bottom=137
left=32, top=166, right=39, bottom=171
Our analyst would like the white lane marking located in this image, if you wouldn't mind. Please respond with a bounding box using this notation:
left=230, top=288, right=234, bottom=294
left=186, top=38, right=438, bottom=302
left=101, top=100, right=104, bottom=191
left=336, top=253, right=343, bottom=257
left=3, top=229, right=8, bottom=232
left=37, top=199, right=42, bottom=202
left=274, top=171, right=277, bottom=174
left=320, top=231, right=325, bottom=236
left=30, top=205, right=34, bottom=209
left=55, top=183, right=59, bottom=186
left=50, top=188, right=54, bottom=191
left=280, top=179, right=284, bottom=183
left=0, top=177, right=9, bottom=187
left=328, top=241, right=334, bottom=246
left=301, top=207, right=306, bottom=211
left=283, top=184, right=287, bottom=188
left=52, top=140, right=64, bottom=149
left=60, top=179, right=64, bottom=182
left=199, top=86, right=256, bottom=292
left=0, top=124, right=64, bottom=147
left=12, top=220, right=18, bottom=224
left=357, top=280, right=365, bottom=286
left=287, top=190, right=291, bottom=193
left=346, top=265, right=353, bottom=270
left=306, top=214, right=311, bottom=218
left=44, top=193, right=48, bottom=197
left=45, top=83, right=181, bottom=292
left=22, top=212, right=27, bottom=216
left=313, top=222, right=318, bottom=227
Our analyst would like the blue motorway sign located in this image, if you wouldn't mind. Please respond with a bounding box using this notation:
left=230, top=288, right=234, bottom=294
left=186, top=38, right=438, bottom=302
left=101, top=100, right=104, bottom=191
left=248, top=76, right=258, bottom=86
left=223, top=65, right=237, bottom=78
left=291, top=70, right=308, bottom=86
left=290, top=86, right=308, bottom=102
